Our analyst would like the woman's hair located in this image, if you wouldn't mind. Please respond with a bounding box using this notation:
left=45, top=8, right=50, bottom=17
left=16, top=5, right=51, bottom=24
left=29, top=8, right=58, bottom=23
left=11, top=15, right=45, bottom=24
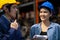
left=39, top=6, right=52, bottom=14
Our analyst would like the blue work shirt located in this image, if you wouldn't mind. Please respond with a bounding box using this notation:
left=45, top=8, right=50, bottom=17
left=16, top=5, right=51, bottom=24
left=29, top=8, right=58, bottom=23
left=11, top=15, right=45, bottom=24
left=0, top=15, right=23, bottom=40
left=30, top=22, right=60, bottom=40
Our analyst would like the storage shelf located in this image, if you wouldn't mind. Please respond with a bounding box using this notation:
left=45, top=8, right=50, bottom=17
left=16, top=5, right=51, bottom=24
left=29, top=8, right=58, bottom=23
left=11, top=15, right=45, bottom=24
left=18, top=1, right=34, bottom=7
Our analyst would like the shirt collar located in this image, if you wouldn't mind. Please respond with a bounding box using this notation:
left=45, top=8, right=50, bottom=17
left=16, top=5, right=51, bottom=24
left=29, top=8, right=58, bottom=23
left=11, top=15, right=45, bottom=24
left=2, top=15, right=11, bottom=23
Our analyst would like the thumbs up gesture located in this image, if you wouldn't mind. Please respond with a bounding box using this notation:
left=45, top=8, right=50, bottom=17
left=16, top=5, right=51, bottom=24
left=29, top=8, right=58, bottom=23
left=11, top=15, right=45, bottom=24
left=10, top=20, right=18, bottom=30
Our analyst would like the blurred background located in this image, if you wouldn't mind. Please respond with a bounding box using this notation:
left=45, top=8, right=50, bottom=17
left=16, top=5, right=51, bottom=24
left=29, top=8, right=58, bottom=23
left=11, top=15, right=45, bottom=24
left=0, top=0, right=60, bottom=40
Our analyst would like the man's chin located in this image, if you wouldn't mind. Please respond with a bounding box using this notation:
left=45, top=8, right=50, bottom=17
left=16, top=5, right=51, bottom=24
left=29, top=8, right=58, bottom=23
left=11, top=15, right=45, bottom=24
left=11, top=17, right=16, bottom=20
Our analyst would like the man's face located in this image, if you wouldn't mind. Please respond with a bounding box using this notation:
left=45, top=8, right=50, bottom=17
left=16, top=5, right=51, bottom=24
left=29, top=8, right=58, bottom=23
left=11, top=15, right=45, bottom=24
left=9, top=4, right=18, bottom=19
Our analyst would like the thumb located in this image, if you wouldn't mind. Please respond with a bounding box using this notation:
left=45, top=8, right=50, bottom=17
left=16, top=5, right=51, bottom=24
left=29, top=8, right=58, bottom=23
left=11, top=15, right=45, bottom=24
left=14, top=20, right=17, bottom=23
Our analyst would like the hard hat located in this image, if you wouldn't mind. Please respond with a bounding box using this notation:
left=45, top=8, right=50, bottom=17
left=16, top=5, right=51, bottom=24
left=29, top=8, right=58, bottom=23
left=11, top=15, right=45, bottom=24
left=0, top=0, right=20, bottom=9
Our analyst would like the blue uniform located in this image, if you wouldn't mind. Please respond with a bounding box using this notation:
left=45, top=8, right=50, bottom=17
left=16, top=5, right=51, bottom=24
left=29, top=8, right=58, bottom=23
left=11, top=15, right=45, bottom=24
left=0, top=15, right=23, bottom=40
left=30, top=22, right=60, bottom=40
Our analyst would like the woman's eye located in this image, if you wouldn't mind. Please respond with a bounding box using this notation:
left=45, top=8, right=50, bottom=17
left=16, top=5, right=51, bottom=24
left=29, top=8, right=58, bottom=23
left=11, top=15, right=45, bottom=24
left=44, top=11, right=47, bottom=13
left=40, top=11, right=47, bottom=13
left=40, top=11, right=42, bottom=13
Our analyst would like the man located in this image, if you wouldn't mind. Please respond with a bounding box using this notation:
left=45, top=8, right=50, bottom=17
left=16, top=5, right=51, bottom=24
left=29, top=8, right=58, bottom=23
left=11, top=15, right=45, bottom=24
left=0, top=3, right=23, bottom=40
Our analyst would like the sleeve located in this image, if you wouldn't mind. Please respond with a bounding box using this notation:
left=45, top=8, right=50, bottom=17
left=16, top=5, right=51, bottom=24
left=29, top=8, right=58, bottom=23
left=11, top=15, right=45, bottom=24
left=15, top=26, right=23, bottom=40
left=30, top=25, right=35, bottom=40
left=0, top=23, right=16, bottom=40
left=58, top=25, right=60, bottom=40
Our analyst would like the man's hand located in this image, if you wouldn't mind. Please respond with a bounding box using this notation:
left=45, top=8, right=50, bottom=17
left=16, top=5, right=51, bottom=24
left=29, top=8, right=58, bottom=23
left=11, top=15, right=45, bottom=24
left=10, top=20, right=18, bottom=30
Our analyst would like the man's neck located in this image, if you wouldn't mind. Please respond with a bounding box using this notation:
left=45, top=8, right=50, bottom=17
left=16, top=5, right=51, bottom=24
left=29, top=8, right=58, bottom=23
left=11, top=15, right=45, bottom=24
left=4, top=14, right=11, bottom=21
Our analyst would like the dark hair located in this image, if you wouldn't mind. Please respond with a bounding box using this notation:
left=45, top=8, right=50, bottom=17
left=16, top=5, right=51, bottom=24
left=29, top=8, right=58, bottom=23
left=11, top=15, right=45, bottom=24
left=39, top=6, right=56, bottom=22
left=39, top=6, right=52, bottom=14
left=5, top=4, right=14, bottom=12
left=4, top=3, right=18, bottom=12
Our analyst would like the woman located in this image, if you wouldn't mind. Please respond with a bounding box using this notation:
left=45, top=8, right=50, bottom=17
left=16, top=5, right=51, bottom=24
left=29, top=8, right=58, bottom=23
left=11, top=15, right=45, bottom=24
left=30, top=1, right=60, bottom=40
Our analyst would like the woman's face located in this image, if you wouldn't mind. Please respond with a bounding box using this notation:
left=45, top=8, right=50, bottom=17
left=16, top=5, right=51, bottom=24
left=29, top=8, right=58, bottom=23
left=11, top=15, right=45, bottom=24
left=39, top=8, right=51, bottom=21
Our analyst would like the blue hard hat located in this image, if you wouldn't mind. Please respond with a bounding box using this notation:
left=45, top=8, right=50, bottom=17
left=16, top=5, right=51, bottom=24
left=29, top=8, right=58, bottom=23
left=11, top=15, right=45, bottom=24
left=39, top=1, right=54, bottom=12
